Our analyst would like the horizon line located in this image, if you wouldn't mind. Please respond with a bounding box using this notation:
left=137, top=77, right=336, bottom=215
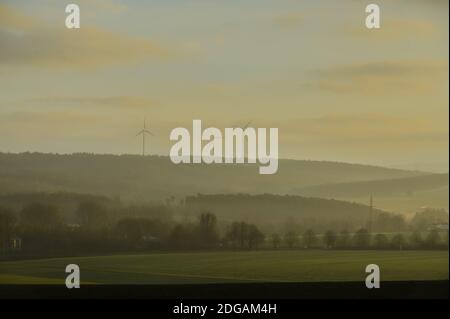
left=0, top=150, right=446, bottom=174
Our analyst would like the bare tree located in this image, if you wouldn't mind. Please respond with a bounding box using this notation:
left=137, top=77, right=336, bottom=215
left=284, top=231, right=298, bottom=249
left=323, top=230, right=337, bottom=249
left=0, top=208, right=16, bottom=252
left=271, top=233, right=281, bottom=249
left=303, top=229, right=317, bottom=249
left=353, top=228, right=371, bottom=248
left=198, top=211, right=219, bottom=247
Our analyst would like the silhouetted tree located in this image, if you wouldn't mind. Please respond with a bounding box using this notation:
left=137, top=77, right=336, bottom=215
left=425, top=229, right=441, bottom=248
left=391, top=233, right=406, bottom=250
left=284, top=231, right=298, bottom=248
left=225, top=222, right=264, bottom=250
left=271, top=233, right=281, bottom=249
left=248, top=224, right=265, bottom=249
left=373, top=233, right=389, bottom=249
left=303, top=229, right=317, bottom=249
left=18, top=203, right=66, bottom=253
left=197, top=212, right=219, bottom=248
left=76, top=201, right=109, bottom=231
left=116, top=218, right=144, bottom=244
left=353, top=228, right=370, bottom=248
left=169, top=223, right=195, bottom=249
left=0, top=208, right=16, bottom=252
left=337, top=230, right=350, bottom=248
left=409, top=230, right=423, bottom=249
left=323, top=230, right=337, bottom=249
left=444, top=231, right=449, bottom=248
left=20, top=203, right=63, bottom=232
left=225, top=222, right=243, bottom=249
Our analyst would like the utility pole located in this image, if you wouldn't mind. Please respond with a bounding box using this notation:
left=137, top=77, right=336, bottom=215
left=369, top=194, right=373, bottom=233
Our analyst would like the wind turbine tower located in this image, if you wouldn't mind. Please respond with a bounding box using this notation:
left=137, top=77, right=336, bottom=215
left=137, top=119, right=154, bottom=156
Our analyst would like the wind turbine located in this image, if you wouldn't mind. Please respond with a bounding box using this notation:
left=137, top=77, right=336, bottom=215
left=232, top=121, right=252, bottom=130
left=242, top=121, right=252, bottom=130
left=136, top=119, right=154, bottom=156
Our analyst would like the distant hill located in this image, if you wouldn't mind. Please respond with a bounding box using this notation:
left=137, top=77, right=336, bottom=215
left=0, top=152, right=425, bottom=203
left=295, top=174, right=449, bottom=213
left=297, top=174, right=448, bottom=198
left=185, top=193, right=387, bottom=229
left=0, top=191, right=386, bottom=230
left=0, top=192, right=114, bottom=222
left=0, top=192, right=112, bottom=209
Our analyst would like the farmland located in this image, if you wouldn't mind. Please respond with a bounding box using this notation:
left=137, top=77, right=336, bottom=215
left=0, top=250, right=447, bottom=285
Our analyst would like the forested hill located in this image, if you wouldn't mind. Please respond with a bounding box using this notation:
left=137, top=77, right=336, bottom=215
left=0, top=152, right=424, bottom=202
left=0, top=191, right=389, bottom=231
left=185, top=193, right=387, bottom=227
left=297, top=173, right=449, bottom=198
left=296, top=174, right=449, bottom=213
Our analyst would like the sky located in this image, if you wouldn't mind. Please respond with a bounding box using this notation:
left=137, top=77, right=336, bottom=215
left=0, top=0, right=448, bottom=172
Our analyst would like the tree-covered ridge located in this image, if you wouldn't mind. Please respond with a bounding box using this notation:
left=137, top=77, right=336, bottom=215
left=0, top=152, right=424, bottom=202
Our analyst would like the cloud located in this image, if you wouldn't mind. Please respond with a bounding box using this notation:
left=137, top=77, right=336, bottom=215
left=400, top=0, right=449, bottom=7
left=343, top=18, right=440, bottom=41
left=0, top=110, right=117, bottom=150
left=312, top=59, right=448, bottom=95
left=321, top=60, right=444, bottom=77
left=280, top=113, right=445, bottom=136
left=0, top=4, right=41, bottom=31
left=0, top=111, right=103, bottom=138
left=0, top=5, right=173, bottom=69
left=274, top=13, right=302, bottom=28
left=274, top=113, right=448, bottom=155
left=76, top=0, right=127, bottom=13
left=0, top=110, right=100, bottom=123
left=31, top=96, right=158, bottom=109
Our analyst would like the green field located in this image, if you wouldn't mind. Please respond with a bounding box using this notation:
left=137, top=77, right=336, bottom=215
left=0, top=250, right=448, bottom=285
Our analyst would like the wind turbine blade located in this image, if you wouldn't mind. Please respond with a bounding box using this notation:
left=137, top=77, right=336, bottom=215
left=143, top=129, right=154, bottom=136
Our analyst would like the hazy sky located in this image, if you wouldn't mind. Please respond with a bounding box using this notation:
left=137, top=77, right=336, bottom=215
left=0, top=0, right=448, bottom=171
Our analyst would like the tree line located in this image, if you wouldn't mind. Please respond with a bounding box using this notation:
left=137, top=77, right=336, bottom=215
left=276, top=228, right=447, bottom=250
left=0, top=202, right=448, bottom=258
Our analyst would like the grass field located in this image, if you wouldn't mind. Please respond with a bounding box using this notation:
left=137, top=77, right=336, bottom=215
left=0, top=250, right=448, bottom=285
